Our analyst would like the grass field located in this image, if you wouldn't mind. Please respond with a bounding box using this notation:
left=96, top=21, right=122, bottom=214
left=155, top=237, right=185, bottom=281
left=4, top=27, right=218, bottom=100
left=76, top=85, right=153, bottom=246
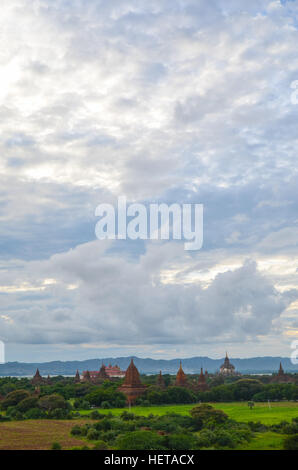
left=0, top=403, right=296, bottom=450
left=0, top=419, right=89, bottom=450
left=81, top=401, right=298, bottom=425
left=236, top=432, right=285, bottom=450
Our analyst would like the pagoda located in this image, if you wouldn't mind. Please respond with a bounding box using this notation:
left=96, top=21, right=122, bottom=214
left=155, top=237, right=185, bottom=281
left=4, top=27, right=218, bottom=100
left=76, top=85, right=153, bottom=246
left=156, top=370, right=165, bottom=388
left=175, top=361, right=188, bottom=387
left=82, top=370, right=92, bottom=382
left=219, top=353, right=236, bottom=376
left=31, top=368, right=45, bottom=385
left=197, top=368, right=209, bottom=392
left=270, top=362, right=295, bottom=384
left=74, top=370, right=81, bottom=383
left=118, top=359, right=146, bottom=404
left=98, top=363, right=109, bottom=380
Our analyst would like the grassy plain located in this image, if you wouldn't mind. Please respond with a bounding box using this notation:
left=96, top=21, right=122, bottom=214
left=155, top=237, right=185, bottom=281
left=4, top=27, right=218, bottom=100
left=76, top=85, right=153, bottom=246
left=80, top=401, right=298, bottom=425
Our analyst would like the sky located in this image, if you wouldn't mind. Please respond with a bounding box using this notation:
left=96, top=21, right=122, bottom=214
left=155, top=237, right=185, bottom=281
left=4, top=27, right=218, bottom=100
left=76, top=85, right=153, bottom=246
left=1, top=0, right=298, bottom=362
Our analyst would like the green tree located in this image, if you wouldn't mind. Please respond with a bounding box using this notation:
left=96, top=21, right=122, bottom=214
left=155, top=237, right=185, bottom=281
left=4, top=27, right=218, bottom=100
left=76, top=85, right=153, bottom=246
left=190, top=404, right=228, bottom=430
left=1, top=389, right=30, bottom=410
left=38, top=394, right=67, bottom=411
left=17, top=396, right=38, bottom=412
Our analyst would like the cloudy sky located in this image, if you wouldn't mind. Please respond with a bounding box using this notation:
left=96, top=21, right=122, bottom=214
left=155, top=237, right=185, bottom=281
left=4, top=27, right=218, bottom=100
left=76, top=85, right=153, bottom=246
left=1, top=0, right=298, bottom=362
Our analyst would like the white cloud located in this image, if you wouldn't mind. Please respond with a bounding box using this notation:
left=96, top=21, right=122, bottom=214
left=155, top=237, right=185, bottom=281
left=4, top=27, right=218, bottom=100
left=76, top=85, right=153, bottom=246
left=1, top=0, right=298, bottom=359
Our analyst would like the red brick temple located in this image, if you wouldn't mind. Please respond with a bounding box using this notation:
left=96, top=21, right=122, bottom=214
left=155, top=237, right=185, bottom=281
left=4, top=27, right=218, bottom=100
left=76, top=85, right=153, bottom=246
left=118, top=359, right=146, bottom=404
left=157, top=370, right=165, bottom=388
left=31, top=368, right=45, bottom=385
left=175, top=361, right=188, bottom=387
left=197, top=367, right=209, bottom=392
left=74, top=370, right=80, bottom=383
left=270, top=362, right=295, bottom=384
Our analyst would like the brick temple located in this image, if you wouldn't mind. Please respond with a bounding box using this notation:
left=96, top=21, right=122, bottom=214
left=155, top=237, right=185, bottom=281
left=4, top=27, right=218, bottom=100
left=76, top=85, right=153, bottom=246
left=175, top=361, right=188, bottom=387
left=118, top=358, right=146, bottom=404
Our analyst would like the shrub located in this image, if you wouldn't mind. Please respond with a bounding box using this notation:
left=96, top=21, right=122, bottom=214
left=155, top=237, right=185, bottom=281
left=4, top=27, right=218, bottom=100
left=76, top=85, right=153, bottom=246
left=24, top=408, right=46, bottom=419
left=164, top=433, right=198, bottom=450
left=283, top=434, right=298, bottom=450
left=101, top=401, right=111, bottom=409
left=51, top=442, right=62, bottom=450
left=214, top=430, right=237, bottom=448
left=87, top=428, right=101, bottom=441
left=93, top=440, right=109, bottom=450
left=71, top=425, right=83, bottom=436
left=90, top=410, right=105, bottom=420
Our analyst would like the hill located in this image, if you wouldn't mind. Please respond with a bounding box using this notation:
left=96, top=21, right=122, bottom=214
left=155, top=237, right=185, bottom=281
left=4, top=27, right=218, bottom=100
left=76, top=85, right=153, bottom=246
left=0, top=356, right=297, bottom=376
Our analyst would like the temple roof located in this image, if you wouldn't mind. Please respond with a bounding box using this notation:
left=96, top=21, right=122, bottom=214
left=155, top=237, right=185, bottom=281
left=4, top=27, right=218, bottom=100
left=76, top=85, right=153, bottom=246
left=175, top=361, right=187, bottom=385
left=122, top=359, right=142, bottom=387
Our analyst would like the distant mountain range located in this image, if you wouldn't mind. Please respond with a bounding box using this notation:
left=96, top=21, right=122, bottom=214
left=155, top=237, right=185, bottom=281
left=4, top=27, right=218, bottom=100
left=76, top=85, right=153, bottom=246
left=0, top=356, right=297, bottom=376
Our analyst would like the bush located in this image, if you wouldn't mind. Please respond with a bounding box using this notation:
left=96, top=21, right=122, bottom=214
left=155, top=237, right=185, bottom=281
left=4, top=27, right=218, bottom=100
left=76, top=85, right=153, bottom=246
left=164, top=433, right=198, bottom=450
left=87, top=428, right=101, bottom=441
left=196, top=429, right=216, bottom=448
left=101, top=401, right=111, bottom=409
left=120, top=411, right=135, bottom=421
left=90, top=410, right=105, bottom=420
left=51, top=442, right=62, bottom=450
left=0, top=414, right=11, bottom=422
left=24, top=408, right=46, bottom=419
left=283, top=434, right=298, bottom=450
left=47, top=408, right=71, bottom=419
left=93, top=440, right=109, bottom=450
left=214, top=430, right=237, bottom=448
left=71, top=425, right=83, bottom=436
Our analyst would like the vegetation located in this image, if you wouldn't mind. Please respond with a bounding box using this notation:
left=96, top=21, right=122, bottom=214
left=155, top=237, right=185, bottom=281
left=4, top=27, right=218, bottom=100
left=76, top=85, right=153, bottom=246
left=0, top=375, right=297, bottom=450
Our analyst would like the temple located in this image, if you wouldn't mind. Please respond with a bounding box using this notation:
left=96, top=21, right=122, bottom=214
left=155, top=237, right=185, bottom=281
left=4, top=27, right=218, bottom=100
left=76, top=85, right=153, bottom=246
left=74, top=370, right=80, bottom=383
left=219, top=353, right=237, bottom=376
left=31, top=368, right=45, bottom=385
left=118, top=359, right=146, bottom=404
left=197, top=367, right=209, bottom=392
left=175, top=361, right=188, bottom=387
left=81, top=363, right=125, bottom=383
left=157, top=370, right=165, bottom=388
left=270, top=362, right=295, bottom=384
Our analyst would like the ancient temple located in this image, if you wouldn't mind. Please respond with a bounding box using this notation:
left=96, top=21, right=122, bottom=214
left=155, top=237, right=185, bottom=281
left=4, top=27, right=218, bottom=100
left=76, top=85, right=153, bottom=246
left=157, top=370, right=166, bottom=388
left=46, top=375, right=52, bottom=385
left=98, top=363, right=109, bottom=380
left=82, top=370, right=92, bottom=382
left=31, top=368, right=45, bottom=385
left=118, top=359, right=146, bottom=404
left=270, top=362, right=295, bottom=384
left=219, top=353, right=237, bottom=376
left=197, top=368, right=209, bottom=392
left=74, top=370, right=81, bottom=383
left=175, top=361, right=188, bottom=387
